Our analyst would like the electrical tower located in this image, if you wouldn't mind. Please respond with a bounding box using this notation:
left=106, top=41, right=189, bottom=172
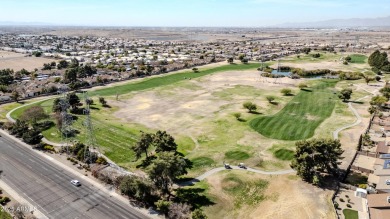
left=83, top=91, right=97, bottom=164
left=59, top=88, right=73, bottom=155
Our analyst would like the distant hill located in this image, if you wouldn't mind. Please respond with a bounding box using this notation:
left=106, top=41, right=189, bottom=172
left=0, top=21, right=53, bottom=26
left=276, top=16, right=390, bottom=28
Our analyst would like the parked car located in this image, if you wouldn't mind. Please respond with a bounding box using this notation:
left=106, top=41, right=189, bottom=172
left=224, top=163, right=232, bottom=169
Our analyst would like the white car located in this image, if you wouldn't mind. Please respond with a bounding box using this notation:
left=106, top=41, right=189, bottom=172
left=71, top=180, right=81, bottom=187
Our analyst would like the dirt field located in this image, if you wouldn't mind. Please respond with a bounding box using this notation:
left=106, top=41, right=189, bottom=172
left=113, top=70, right=301, bottom=135
left=0, top=50, right=55, bottom=71
left=204, top=171, right=334, bottom=219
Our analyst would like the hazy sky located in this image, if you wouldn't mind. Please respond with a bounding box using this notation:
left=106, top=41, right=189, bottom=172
left=0, top=0, right=389, bottom=26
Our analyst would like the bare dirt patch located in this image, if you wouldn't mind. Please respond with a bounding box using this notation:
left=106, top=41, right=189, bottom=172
left=0, top=50, right=55, bottom=71
left=204, top=172, right=334, bottom=219
left=112, top=70, right=300, bottom=136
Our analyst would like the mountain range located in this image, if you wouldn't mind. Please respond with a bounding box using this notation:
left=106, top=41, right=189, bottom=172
left=276, top=16, right=390, bottom=28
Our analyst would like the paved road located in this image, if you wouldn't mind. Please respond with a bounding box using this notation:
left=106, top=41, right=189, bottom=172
left=0, top=134, right=148, bottom=219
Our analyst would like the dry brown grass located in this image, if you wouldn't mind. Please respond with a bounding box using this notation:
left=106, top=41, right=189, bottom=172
left=0, top=50, right=55, bottom=71
left=203, top=171, right=334, bottom=219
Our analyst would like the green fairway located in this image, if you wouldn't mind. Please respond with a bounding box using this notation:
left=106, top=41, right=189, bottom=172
left=349, top=54, right=367, bottom=64
left=249, top=80, right=338, bottom=140
left=343, top=209, right=358, bottom=219
left=89, top=63, right=260, bottom=97
left=273, top=149, right=294, bottom=160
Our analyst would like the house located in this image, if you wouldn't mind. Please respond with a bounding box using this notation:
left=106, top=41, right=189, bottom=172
left=367, top=193, right=390, bottom=219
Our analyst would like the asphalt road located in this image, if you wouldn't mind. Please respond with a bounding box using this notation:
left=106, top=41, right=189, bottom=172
left=0, top=134, right=148, bottom=219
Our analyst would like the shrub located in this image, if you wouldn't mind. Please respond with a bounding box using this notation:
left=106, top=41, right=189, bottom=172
left=0, top=196, right=10, bottom=205
left=155, top=200, right=171, bottom=215
left=340, top=198, right=345, bottom=202
left=347, top=204, right=352, bottom=208
left=43, top=145, right=56, bottom=152
left=281, top=88, right=292, bottom=96
left=298, top=83, right=308, bottom=90
left=232, top=112, right=242, bottom=120
left=266, top=96, right=275, bottom=103
left=96, top=156, right=108, bottom=165
left=243, top=101, right=257, bottom=113
left=334, top=202, right=339, bottom=209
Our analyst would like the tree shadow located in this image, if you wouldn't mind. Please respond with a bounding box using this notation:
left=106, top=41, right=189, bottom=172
left=270, top=101, right=279, bottom=106
left=90, top=106, right=100, bottom=110
left=103, top=105, right=111, bottom=108
left=301, top=88, right=313, bottom=92
left=248, top=111, right=262, bottom=115
left=174, top=187, right=215, bottom=209
left=237, top=118, right=247, bottom=122
left=349, top=101, right=364, bottom=104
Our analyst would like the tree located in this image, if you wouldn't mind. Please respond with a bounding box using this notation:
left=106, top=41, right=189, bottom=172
left=266, top=96, right=275, bottom=103
left=192, top=209, right=208, bottom=219
left=227, top=57, right=234, bottom=64
left=243, top=101, right=257, bottom=113
left=21, top=106, right=48, bottom=123
left=99, top=97, right=107, bottom=106
left=298, top=83, right=308, bottom=90
left=345, top=56, right=352, bottom=62
left=119, top=175, right=156, bottom=204
left=370, top=95, right=387, bottom=108
left=147, top=152, right=190, bottom=194
left=131, top=132, right=153, bottom=160
left=153, top=130, right=178, bottom=153
left=168, top=203, right=191, bottom=219
left=155, top=200, right=172, bottom=216
left=64, top=68, right=78, bottom=83
left=338, top=88, right=353, bottom=102
left=0, top=69, right=14, bottom=85
left=10, top=120, right=29, bottom=138
left=192, top=68, right=199, bottom=73
left=52, top=98, right=63, bottom=113
left=69, top=58, right=79, bottom=68
left=57, top=60, right=69, bottom=69
left=290, top=139, right=343, bottom=184
left=380, top=87, right=390, bottom=99
left=232, top=112, right=241, bottom=120
left=368, top=50, right=389, bottom=69
left=11, top=90, right=20, bottom=102
left=361, top=74, right=375, bottom=85
left=67, top=92, right=81, bottom=110
left=22, top=128, right=43, bottom=144
left=281, top=88, right=292, bottom=96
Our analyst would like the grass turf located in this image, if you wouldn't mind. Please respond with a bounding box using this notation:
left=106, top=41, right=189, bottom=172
left=343, top=209, right=358, bottom=219
left=349, top=54, right=367, bottom=64
left=249, top=80, right=338, bottom=140
left=89, top=63, right=260, bottom=97
left=224, top=150, right=250, bottom=160
left=273, top=149, right=294, bottom=161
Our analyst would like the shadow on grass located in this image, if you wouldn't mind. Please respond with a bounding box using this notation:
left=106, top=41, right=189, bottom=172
left=174, top=187, right=215, bottom=209
left=301, top=88, right=313, bottom=92
left=270, top=101, right=279, bottom=106
left=248, top=111, right=262, bottom=115
left=90, top=106, right=100, bottom=110
left=237, top=118, right=247, bottom=122
left=349, top=101, right=364, bottom=104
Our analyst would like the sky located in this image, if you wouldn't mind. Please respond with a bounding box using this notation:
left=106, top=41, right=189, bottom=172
left=0, top=0, right=389, bottom=27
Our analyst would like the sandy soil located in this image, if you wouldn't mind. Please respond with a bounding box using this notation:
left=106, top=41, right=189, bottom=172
left=205, top=173, right=334, bottom=219
left=271, top=60, right=368, bottom=72
left=0, top=50, right=55, bottom=71
left=112, top=70, right=301, bottom=136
